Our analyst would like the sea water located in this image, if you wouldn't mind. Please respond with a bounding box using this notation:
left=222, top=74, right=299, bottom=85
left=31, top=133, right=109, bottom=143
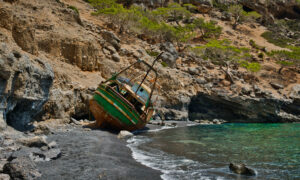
left=127, top=123, right=300, bottom=180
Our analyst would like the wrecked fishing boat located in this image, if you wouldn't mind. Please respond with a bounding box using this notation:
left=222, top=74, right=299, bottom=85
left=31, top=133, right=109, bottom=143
left=89, top=53, right=163, bottom=131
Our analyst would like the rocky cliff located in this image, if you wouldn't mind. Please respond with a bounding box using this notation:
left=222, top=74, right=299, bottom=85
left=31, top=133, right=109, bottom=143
left=0, top=0, right=299, bottom=132
left=119, top=0, right=300, bottom=21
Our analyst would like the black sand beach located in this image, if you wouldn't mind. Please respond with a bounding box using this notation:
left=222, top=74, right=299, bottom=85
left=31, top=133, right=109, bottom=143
left=36, top=125, right=162, bottom=180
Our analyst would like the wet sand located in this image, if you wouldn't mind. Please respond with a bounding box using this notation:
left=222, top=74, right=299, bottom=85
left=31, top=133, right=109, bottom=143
left=36, top=125, right=163, bottom=180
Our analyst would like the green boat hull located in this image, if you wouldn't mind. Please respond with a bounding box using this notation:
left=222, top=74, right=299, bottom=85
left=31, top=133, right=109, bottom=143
left=89, top=86, right=146, bottom=131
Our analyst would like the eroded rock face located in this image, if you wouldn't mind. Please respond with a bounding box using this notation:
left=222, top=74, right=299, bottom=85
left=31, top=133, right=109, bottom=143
left=239, top=0, right=300, bottom=20
left=188, top=91, right=300, bottom=122
left=120, top=0, right=300, bottom=21
left=0, top=43, right=54, bottom=131
left=160, top=42, right=178, bottom=68
left=12, top=18, right=38, bottom=55
left=40, top=87, right=93, bottom=121
left=0, top=6, right=13, bottom=30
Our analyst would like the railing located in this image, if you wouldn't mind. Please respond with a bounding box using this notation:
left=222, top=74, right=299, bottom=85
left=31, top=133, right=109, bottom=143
left=106, top=86, right=138, bottom=113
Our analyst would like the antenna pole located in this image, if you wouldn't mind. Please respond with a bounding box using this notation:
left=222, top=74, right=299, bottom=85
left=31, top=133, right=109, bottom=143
left=135, top=52, right=163, bottom=94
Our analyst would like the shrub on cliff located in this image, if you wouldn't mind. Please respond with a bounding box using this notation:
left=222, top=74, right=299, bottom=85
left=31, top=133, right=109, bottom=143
left=88, top=0, right=221, bottom=46
left=190, top=40, right=255, bottom=69
left=228, top=5, right=261, bottom=29
left=267, top=47, right=300, bottom=74
left=152, top=3, right=191, bottom=24
left=239, top=61, right=261, bottom=72
left=192, top=18, right=222, bottom=39
left=68, top=6, right=79, bottom=14
left=183, top=4, right=197, bottom=13
left=261, top=19, right=300, bottom=74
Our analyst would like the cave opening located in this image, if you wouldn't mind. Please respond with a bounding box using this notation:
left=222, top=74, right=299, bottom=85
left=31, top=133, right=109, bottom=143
left=6, top=99, right=35, bottom=131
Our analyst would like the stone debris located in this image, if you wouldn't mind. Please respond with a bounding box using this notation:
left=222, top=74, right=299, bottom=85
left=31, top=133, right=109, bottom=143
left=0, top=174, right=10, bottom=180
left=18, top=136, right=48, bottom=148
left=3, top=156, right=41, bottom=180
left=117, top=130, right=133, bottom=139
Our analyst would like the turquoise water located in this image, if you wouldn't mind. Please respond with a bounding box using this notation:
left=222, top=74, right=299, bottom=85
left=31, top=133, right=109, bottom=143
left=128, top=123, right=300, bottom=180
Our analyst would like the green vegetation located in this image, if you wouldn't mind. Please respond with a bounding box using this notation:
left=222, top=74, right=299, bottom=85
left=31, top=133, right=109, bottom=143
left=146, top=50, right=160, bottom=57
left=192, top=18, right=222, bottom=39
left=190, top=40, right=255, bottom=69
left=261, top=31, right=293, bottom=47
left=183, top=4, right=197, bottom=13
left=249, top=39, right=266, bottom=53
left=161, top=61, right=168, bottom=67
left=261, top=19, right=300, bottom=47
left=68, top=6, right=79, bottom=14
left=267, top=46, right=300, bottom=73
left=152, top=3, right=191, bottom=24
left=212, top=0, right=229, bottom=11
left=261, top=18, right=300, bottom=73
left=239, top=61, right=261, bottom=72
left=228, top=5, right=261, bottom=29
left=87, top=0, right=222, bottom=46
left=191, top=40, right=261, bottom=73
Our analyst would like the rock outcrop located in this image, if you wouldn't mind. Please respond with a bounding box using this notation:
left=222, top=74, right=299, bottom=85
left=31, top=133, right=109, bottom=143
left=239, top=0, right=300, bottom=20
left=3, top=156, right=41, bottom=180
left=188, top=90, right=300, bottom=123
left=119, top=0, right=300, bottom=21
left=0, top=43, right=54, bottom=131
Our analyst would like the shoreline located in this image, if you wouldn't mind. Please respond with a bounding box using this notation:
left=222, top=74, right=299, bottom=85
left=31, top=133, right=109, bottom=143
left=36, top=121, right=196, bottom=179
left=35, top=124, right=163, bottom=180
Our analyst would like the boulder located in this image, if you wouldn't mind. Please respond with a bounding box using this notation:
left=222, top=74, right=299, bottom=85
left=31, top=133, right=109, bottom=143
left=290, top=84, right=300, bottom=100
left=196, top=78, right=207, bottom=85
left=270, top=82, right=284, bottom=90
left=47, top=141, right=57, bottom=149
left=105, top=46, right=117, bottom=54
left=101, top=30, right=120, bottom=50
left=30, top=148, right=61, bottom=162
left=111, top=53, right=121, bottom=62
left=18, top=136, right=48, bottom=148
left=0, top=174, right=10, bottom=180
left=10, top=145, right=61, bottom=162
left=40, top=88, right=93, bottom=122
left=117, top=130, right=133, bottom=139
left=42, top=148, right=61, bottom=160
left=160, top=42, right=178, bottom=68
left=188, top=67, right=199, bottom=75
left=33, top=124, right=51, bottom=135
left=229, top=163, right=256, bottom=176
left=3, top=156, right=41, bottom=180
